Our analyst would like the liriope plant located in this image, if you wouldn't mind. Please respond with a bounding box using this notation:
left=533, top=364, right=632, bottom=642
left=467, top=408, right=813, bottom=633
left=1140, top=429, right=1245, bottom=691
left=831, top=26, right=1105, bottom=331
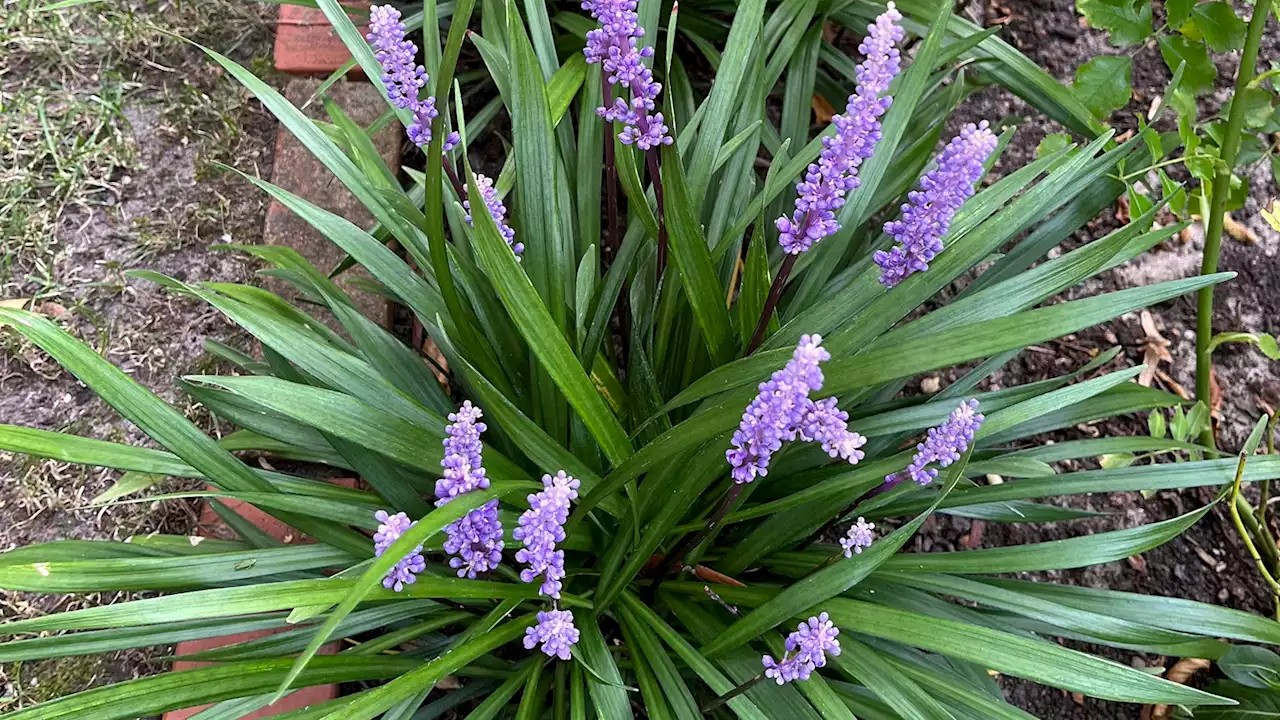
left=2, top=0, right=1278, bottom=718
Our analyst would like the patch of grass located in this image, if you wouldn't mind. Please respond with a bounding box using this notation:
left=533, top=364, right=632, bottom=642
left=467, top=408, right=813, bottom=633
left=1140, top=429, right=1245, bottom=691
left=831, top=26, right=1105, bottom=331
left=0, top=0, right=273, bottom=296
left=1, top=654, right=113, bottom=709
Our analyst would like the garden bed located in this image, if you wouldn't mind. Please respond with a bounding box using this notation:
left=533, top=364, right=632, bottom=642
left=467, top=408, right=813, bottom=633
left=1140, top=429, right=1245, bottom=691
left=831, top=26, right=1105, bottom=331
left=1, top=0, right=1278, bottom=716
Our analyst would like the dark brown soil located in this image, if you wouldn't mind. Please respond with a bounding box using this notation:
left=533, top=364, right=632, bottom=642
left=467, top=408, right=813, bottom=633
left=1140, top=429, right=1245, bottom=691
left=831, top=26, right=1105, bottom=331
left=925, top=0, right=1280, bottom=716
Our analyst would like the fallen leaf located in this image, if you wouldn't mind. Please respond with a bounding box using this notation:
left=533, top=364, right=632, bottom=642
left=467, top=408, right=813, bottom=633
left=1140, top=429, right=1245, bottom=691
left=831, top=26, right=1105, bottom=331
left=1116, top=194, right=1131, bottom=223
left=1138, top=310, right=1172, bottom=387
left=1154, top=369, right=1192, bottom=401
left=812, top=94, right=835, bottom=124
left=0, top=298, right=30, bottom=310
left=1149, top=658, right=1210, bottom=719
left=437, top=676, right=462, bottom=690
left=1224, top=212, right=1259, bottom=243
left=693, top=565, right=746, bottom=587
left=1210, top=366, right=1222, bottom=422
left=37, top=301, right=66, bottom=317
left=1262, top=200, right=1280, bottom=232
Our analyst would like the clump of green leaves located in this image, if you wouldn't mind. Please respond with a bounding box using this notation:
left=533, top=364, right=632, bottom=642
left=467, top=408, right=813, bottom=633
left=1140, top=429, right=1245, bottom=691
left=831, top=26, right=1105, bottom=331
left=1, top=1, right=1280, bottom=718
left=1075, top=0, right=1276, bottom=219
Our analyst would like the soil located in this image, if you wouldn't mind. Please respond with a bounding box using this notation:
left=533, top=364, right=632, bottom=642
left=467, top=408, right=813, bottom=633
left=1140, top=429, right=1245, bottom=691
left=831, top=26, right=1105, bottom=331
left=0, top=1, right=278, bottom=709
left=915, top=0, right=1280, bottom=716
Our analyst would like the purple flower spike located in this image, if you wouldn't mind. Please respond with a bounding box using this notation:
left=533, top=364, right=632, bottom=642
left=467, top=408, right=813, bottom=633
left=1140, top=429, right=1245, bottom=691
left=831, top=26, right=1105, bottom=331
left=889, top=399, right=984, bottom=486
left=367, top=5, right=442, bottom=149
left=776, top=4, right=904, bottom=255
left=374, top=510, right=426, bottom=592
left=464, top=173, right=523, bottom=258
left=436, top=402, right=504, bottom=577
left=514, top=471, right=581, bottom=599
left=581, top=0, right=671, bottom=149
left=797, top=396, right=867, bottom=465
left=727, top=335, right=830, bottom=484
left=524, top=609, right=580, bottom=660
left=840, top=517, right=876, bottom=558
left=437, top=401, right=489, bottom=504
left=874, top=121, right=999, bottom=286
left=444, top=500, right=505, bottom=579
left=762, top=613, right=842, bottom=684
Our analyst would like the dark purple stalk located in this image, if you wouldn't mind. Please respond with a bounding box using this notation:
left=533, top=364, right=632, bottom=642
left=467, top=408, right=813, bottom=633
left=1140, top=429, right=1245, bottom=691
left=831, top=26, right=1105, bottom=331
left=602, top=85, right=621, bottom=261
left=745, top=254, right=797, bottom=355
left=601, top=84, right=630, bottom=368
left=702, top=673, right=766, bottom=713
left=645, top=149, right=668, bottom=283
left=648, top=482, right=746, bottom=595
left=443, top=161, right=466, bottom=201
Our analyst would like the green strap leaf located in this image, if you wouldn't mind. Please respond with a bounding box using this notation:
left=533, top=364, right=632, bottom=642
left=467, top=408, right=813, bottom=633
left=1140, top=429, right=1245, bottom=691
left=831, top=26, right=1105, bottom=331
left=681, top=585, right=1232, bottom=706
left=317, top=616, right=536, bottom=720
left=464, top=161, right=633, bottom=466
left=660, top=141, right=735, bottom=363
left=828, top=637, right=957, bottom=720
left=702, top=453, right=968, bottom=657
left=270, top=486, right=517, bottom=700
left=0, top=656, right=418, bottom=720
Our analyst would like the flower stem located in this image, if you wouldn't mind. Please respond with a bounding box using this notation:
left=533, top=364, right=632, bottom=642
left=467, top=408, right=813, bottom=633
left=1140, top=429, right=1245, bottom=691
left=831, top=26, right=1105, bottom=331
left=603, top=86, right=621, bottom=261
left=701, top=673, right=765, bottom=713
left=746, top=254, right=797, bottom=355
left=647, top=483, right=746, bottom=595
left=1195, top=0, right=1273, bottom=449
left=646, top=149, right=668, bottom=284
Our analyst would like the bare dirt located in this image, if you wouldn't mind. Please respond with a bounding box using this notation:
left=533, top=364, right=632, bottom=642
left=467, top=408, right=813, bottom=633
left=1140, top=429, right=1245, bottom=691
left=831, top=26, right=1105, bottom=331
left=921, top=0, right=1280, bottom=716
left=0, top=0, right=278, bottom=709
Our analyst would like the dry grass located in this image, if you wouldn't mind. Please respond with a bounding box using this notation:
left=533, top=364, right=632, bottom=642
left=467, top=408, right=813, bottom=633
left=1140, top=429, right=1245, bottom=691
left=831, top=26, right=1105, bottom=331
left=0, top=0, right=278, bottom=710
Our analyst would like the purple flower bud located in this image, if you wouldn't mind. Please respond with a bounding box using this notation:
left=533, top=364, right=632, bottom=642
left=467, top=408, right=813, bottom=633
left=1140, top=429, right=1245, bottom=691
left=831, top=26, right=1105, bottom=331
left=524, top=608, right=580, bottom=660
left=464, top=173, right=523, bottom=258
left=797, top=396, right=867, bottom=464
left=776, top=4, right=904, bottom=255
left=840, top=517, right=876, bottom=557
left=874, top=121, right=998, bottom=286
left=514, top=471, right=580, bottom=599
left=727, top=335, right=865, bottom=484
left=581, top=0, right=671, bottom=148
left=889, top=399, right=984, bottom=486
left=436, top=401, right=489, bottom=504
left=367, top=5, right=443, bottom=149
left=437, top=402, right=504, bottom=577
left=443, top=131, right=460, bottom=152
left=762, top=612, right=841, bottom=684
left=373, top=510, right=426, bottom=591
left=444, top=500, right=505, bottom=579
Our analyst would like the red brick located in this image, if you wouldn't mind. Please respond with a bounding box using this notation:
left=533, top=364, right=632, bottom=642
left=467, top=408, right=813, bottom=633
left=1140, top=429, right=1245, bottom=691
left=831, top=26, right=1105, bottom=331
left=162, top=479, right=360, bottom=719
left=263, top=77, right=401, bottom=329
left=275, top=3, right=370, bottom=75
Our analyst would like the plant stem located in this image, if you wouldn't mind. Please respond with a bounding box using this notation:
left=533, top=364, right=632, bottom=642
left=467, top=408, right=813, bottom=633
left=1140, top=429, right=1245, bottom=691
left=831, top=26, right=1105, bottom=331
left=1195, top=0, right=1273, bottom=449
left=648, top=483, right=746, bottom=594
left=1228, top=454, right=1280, bottom=618
left=603, top=86, right=621, bottom=261
left=646, top=149, right=668, bottom=284
left=745, top=254, right=797, bottom=355
left=1263, top=412, right=1279, bottom=532
left=701, top=673, right=765, bottom=713
left=443, top=161, right=466, bottom=200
